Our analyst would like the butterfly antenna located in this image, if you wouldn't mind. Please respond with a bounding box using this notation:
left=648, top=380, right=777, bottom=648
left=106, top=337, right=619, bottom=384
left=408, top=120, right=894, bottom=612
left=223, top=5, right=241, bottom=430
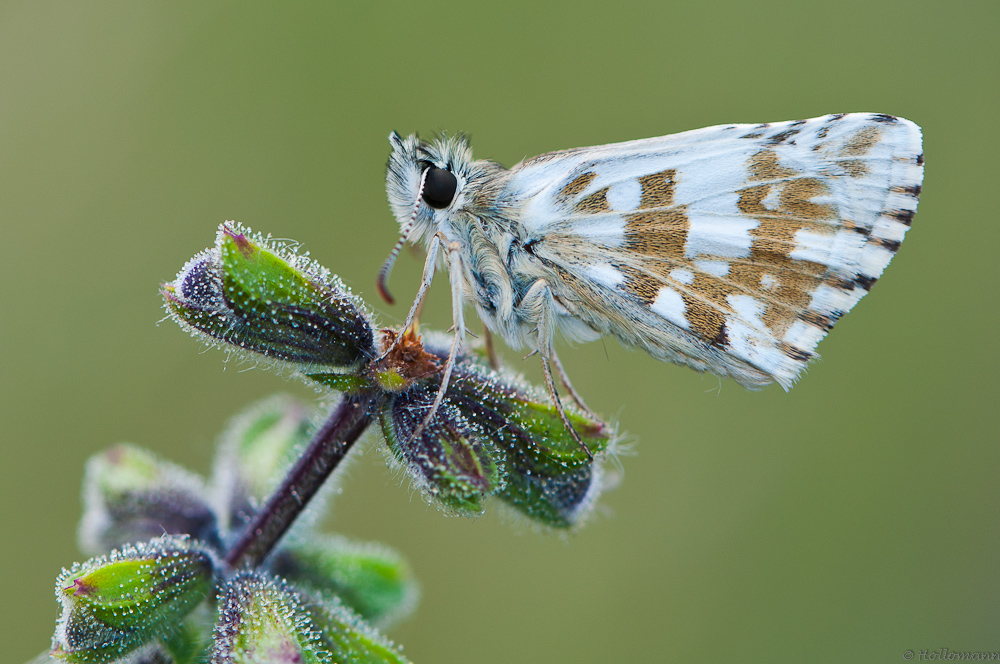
left=376, top=168, right=431, bottom=305
left=375, top=236, right=406, bottom=305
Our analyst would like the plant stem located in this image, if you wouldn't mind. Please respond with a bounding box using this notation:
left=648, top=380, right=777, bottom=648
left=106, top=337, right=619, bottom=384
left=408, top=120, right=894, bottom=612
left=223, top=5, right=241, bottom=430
left=224, top=391, right=377, bottom=570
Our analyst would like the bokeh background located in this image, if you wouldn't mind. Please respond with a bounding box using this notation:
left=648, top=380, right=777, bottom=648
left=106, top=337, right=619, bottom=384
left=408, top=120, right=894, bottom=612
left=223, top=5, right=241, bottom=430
left=2, top=2, right=997, bottom=662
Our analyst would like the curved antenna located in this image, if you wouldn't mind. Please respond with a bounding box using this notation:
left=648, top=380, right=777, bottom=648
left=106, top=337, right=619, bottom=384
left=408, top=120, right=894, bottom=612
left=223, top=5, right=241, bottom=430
left=376, top=167, right=430, bottom=305
left=375, top=235, right=406, bottom=305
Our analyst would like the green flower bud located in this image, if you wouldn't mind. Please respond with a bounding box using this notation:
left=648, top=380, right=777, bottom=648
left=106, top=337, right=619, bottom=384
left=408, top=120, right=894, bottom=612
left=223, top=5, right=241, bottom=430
left=162, top=222, right=375, bottom=371
left=79, top=444, right=219, bottom=556
left=213, top=573, right=411, bottom=664
left=270, top=535, right=418, bottom=628
left=210, top=395, right=317, bottom=533
left=380, top=387, right=503, bottom=515
left=301, top=590, right=411, bottom=664
left=52, top=536, right=216, bottom=663
left=211, top=573, right=327, bottom=664
left=490, top=395, right=610, bottom=529
left=379, top=334, right=615, bottom=527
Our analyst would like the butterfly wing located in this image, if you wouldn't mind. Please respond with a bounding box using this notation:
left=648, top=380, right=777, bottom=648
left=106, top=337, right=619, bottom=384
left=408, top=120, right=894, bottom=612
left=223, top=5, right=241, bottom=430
left=504, top=113, right=923, bottom=389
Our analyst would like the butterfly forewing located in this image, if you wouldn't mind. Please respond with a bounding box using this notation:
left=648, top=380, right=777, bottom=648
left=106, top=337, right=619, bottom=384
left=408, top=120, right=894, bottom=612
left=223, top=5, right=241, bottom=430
left=504, top=113, right=923, bottom=388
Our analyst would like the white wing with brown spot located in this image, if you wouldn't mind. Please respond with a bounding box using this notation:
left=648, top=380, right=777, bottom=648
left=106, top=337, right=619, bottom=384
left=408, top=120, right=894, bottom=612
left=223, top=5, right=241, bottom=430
left=503, top=113, right=923, bottom=388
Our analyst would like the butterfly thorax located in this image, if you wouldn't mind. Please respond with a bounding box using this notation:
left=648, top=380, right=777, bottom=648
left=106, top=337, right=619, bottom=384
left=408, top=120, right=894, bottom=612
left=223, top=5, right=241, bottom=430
left=444, top=167, right=560, bottom=350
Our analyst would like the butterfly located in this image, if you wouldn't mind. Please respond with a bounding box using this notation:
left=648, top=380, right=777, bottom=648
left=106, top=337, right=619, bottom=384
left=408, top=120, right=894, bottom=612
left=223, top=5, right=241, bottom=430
left=376, top=113, right=923, bottom=449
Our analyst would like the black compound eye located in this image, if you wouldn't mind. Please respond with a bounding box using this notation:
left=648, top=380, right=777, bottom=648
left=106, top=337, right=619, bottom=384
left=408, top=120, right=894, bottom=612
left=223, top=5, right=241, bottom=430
left=421, top=166, right=458, bottom=209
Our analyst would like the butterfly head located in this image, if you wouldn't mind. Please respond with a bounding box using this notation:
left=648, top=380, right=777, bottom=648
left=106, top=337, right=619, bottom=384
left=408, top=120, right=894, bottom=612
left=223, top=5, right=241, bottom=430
left=379, top=131, right=474, bottom=303
left=385, top=131, right=475, bottom=240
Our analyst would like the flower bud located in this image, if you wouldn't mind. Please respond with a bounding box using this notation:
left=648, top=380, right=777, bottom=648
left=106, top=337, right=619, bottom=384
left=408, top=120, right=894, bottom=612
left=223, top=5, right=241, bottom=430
left=378, top=335, right=614, bottom=526
left=380, top=383, right=503, bottom=515
left=78, top=444, right=218, bottom=556
left=210, top=395, right=317, bottom=533
left=162, top=222, right=375, bottom=370
left=269, top=535, right=418, bottom=628
left=493, top=404, right=608, bottom=529
left=52, top=536, right=216, bottom=663
left=213, top=573, right=411, bottom=663
left=301, top=590, right=411, bottom=664
left=212, top=572, right=325, bottom=663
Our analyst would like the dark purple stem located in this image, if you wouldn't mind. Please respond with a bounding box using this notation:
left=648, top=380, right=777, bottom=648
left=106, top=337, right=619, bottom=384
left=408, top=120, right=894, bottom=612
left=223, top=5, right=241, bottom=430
left=224, top=391, right=376, bottom=570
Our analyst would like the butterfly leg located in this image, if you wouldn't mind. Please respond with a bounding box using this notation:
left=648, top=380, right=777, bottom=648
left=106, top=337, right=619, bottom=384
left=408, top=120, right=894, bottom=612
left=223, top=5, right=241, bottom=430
left=376, top=235, right=442, bottom=361
left=549, top=349, right=598, bottom=421
left=483, top=327, right=500, bottom=370
left=521, top=279, right=593, bottom=460
left=408, top=236, right=467, bottom=442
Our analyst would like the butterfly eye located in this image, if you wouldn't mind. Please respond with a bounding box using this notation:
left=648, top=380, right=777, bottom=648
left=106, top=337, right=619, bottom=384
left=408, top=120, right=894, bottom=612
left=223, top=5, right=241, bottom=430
left=421, top=166, right=458, bottom=209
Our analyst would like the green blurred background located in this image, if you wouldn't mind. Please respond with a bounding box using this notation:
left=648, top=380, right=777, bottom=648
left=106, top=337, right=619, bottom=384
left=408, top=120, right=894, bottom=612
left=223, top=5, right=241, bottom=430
left=2, top=2, right=996, bottom=662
